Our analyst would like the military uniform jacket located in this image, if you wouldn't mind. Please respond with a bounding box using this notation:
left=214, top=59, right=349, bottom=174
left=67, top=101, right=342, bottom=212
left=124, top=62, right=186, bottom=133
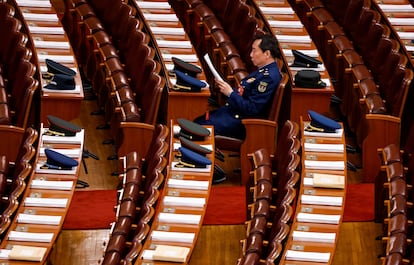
left=227, top=61, right=281, bottom=119
left=195, top=61, right=281, bottom=139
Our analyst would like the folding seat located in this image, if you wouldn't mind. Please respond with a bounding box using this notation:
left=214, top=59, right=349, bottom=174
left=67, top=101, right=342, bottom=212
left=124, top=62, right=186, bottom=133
left=110, top=101, right=142, bottom=150
left=0, top=103, right=10, bottom=125
left=9, top=76, right=38, bottom=129
left=245, top=215, right=268, bottom=237
left=101, top=251, right=122, bottom=265
left=116, top=200, right=138, bottom=220
left=305, top=7, right=335, bottom=47
left=127, top=59, right=160, bottom=104
left=122, top=240, right=142, bottom=265
left=385, top=232, right=408, bottom=257
left=249, top=148, right=273, bottom=169
left=110, top=216, right=134, bottom=240
left=379, top=144, right=403, bottom=166
left=118, top=182, right=141, bottom=204
left=362, top=23, right=387, bottom=68
left=0, top=17, right=22, bottom=61
left=117, top=22, right=147, bottom=56
left=120, top=168, right=143, bottom=190
left=0, top=3, right=14, bottom=20
left=105, top=86, right=135, bottom=128
left=142, top=157, right=167, bottom=192
left=119, top=152, right=142, bottom=173
left=253, top=165, right=275, bottom=185
left=134, top=72, right=165, bottom=125
left=104, top=234, right=128, bottom=256
left=249, top=198, right=272, bottom=220
left=387, top=213, right=410, bottom=236
left=382, top=252, right=404, bottom=265
left=342, top=1, right=367, bottom=37
left=242, top=232, right=264, bottom=256
left=237, top=251, right=260, bottom=265
left=103, top=4, right=136, bottom=41
left=387, top=195, right=410, bottom=219
left=6, top=162, right=30, bottom=200
left=251, top=179, right=275, bottom=203
left=262, top=240, right=283, bottom=265
left=384, top=66, right=412, bottom=118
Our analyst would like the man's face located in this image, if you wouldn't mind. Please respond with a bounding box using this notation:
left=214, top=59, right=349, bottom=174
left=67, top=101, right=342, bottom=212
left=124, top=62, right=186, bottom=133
left=250, top=39, right=268, bottom=68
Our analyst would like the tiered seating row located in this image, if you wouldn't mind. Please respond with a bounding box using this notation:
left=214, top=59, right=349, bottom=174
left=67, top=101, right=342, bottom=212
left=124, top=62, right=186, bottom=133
left=237, top=120, right=301, bottom=264
left=376, top=143, right=414, bottom=265
left=61, top=0, right=165, bottom=158
left=100, top=124, right=169, bottom=265
left=0, top=2, right=40, bottom=130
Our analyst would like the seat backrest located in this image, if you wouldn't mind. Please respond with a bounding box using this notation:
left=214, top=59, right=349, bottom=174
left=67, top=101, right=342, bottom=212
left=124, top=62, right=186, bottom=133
left=268, top=72, right=288, bottom=123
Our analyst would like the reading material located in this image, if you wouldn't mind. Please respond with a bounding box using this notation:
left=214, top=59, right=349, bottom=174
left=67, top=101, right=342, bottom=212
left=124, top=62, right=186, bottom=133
left=203, top=53, right=223, bottom=81
left=152, top=245, right=190, bottom=262
left=8, top=245, right=47, bottom=262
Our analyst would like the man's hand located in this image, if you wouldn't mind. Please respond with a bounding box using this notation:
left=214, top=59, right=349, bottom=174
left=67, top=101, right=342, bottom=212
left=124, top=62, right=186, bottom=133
left=215, top=78, right=233, bottom=97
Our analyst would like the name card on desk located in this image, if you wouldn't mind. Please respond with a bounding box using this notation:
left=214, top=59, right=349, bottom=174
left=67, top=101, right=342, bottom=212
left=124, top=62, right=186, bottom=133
left=304, top=143, right=344, bottom=153
left=31, top=180, right=74, bottom=190
left=304, top=160, right=345, bottom=171
left=8, top=231, right=54, bottom=243
left=286, top=250, right=331, bottom=263
left=158, top=213, right=201, bottom=225
left=28, top=26, right=65, bottom=35
left=24, top=197, right=68, bottom=208
left=34, top=40, right=70, bottom=49
left=163, top=196, right=206, bottom=208
left=22, top=12, right=59, bottom=22
left=301, top=195, right=343, bottom=206
left=297, top=213, right=340, bottom=224
left=17, top=213, right=62, bottom=225
left=167, top=179, right=209, bottom=190
left=151, top=231, right=195, bottom=243
left=292, top=231, right=336, bottom=243
left=7, top=245, right=47, bottom=262
left=151, top=26, right=185, bottom=35
left=153, top=245, right=190, bottom=262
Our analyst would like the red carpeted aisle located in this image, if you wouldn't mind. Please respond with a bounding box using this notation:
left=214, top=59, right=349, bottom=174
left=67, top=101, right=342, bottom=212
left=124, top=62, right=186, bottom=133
left=63, top=183, right=374, bottom=229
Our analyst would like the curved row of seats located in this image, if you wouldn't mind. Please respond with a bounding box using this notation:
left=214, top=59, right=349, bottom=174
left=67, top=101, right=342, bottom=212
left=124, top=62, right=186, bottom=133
left=100, top=124, right=169, bottom=265
left=61, top=0, right=165, bottom=158
left=376, top=143, right=414, bottom=265
left=0, top=127, right=38, bottom=241
left=237, top=120, right=301, bottom=264
left=0, top=2, right=40, bottom=130
left=288, top=0, right=413, bottom=182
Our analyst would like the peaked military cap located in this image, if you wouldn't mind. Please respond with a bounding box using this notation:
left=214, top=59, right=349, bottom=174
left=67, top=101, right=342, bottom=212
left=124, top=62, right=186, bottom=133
left=176, top=147, right=212, bottom=168
left=294, top=69, right=326, bottom=88
left=172, top=57, right=202, bottom=77
left=173, top=70, right=206, bottom=92
left=177, top=118, right=210, bottom=141
left=43, top=149, right=78, bottom=170
left=44, top=73, right=76, bottom=90
left=306, top=110, right=341, bottom=133
left=179, top=136, right=212, bottom=156
left=290, top=50, right=322, bottom=68
left=47, top=115, right=81, bottom=136
left=45, top=59, right=76, bottom=76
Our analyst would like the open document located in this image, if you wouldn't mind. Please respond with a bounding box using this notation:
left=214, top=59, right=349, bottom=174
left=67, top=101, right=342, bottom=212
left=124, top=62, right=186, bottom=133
left=203, top=53, right=224, bottom=81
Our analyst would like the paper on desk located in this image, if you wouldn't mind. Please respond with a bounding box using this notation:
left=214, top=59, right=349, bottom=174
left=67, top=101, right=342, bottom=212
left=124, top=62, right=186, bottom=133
left=150, top=26, right=185, bottom=35
left=378, top=4, right=414, bottom=11
left=31, top=179, right=73, bottom=190
left=8, top=231, right=54, bottom=243
left=304, top=160, right=345, bottom=171
left=167, top=179, right=209, bottom=190
left=17, top=213, right=61, bottom=225
left=268, top=20, right=303, bottom=28
left=286, top=250, right=331, bottom=263
left=163, top=196, right=206, bottom=208
left=143, top=13, right=178, bottom=22
left=29, top=26, right=65, bottom=35
left=301, top=194, right=343, bottom=206
left=292, top=230, right=336, bottom=243
left=203, top=53, right=223, bottom=81
left=16, top=0, right=51, bottom=7
left=151, top=231, right=195, bottom=243
left=158, top=212, right=201, bottom=224
left=24, top=197, right=68, bottom=208
left=297, top=212, right=340, bottom=224
left=22, top=12, right=58, bottom=22
left=304, top=143, right=344, bottom=153
left=34, top=40, right=70, bottom=49
left=43, top=84, right=82, bottom=94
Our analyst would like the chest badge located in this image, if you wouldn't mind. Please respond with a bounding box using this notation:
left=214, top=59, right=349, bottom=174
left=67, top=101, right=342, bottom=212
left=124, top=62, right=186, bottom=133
left=258, top=81, right=268, bottom=92
left=246, top=77, right=256, bottom=83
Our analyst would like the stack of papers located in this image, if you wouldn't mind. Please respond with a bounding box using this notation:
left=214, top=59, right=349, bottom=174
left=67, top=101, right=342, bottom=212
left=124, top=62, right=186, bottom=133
left=297, top=213, right=341, bottom=224
left=31, top=180, right=73, bottom=190
left=8, top=231, right=54, bottom=243
left=151, top=231, right=195, bottom=243
left=7, top=245, right=47, bottom=262
left=17, top=213, right=61, bottom=225
left=167, top=179, right=209, bottom=190
left=24, top=197, right=68, bottom=208
left=163, top=196, right=206, bottom=208
left=301, top=195, right=343, bottom=206
left=158, top=213, right=201, bottom=224
left=286, top=250, right=331, bottom=262
left=292, top=231, right=336, bottom=243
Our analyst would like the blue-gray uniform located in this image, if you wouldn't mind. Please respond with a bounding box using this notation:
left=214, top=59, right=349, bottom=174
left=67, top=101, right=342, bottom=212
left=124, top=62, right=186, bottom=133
left=195, top=61, right=281, bottom=139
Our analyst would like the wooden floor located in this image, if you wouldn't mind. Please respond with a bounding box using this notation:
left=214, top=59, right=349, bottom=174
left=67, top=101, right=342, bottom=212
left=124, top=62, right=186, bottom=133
left=48, top=98, right=384, bottom=265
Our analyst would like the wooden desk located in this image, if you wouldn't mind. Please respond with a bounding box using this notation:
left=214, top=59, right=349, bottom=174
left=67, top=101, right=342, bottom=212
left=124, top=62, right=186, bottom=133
left=0, top=125, right=84, bottom=264
left=278, top=120, right=347, bottom=264
left=135, top=122, right=214, bottom=264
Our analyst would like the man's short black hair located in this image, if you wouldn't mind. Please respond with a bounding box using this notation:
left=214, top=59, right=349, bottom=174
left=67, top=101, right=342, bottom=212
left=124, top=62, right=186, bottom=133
left=253, top=34, right=280, bottom=59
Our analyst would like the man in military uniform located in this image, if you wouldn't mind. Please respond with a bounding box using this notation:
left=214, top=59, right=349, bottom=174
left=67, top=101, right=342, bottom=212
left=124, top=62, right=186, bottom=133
left=195, top=34, right=282, bottom=140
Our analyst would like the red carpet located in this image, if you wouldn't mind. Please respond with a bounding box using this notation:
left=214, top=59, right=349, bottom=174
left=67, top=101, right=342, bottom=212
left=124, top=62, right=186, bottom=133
left=63, top=189, right=117, bottom=230
left=203, top=186, right=247, bottom=225
left=343, top=183, right=374, bottom=222
left=63, top=183, right=371, bottom=229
